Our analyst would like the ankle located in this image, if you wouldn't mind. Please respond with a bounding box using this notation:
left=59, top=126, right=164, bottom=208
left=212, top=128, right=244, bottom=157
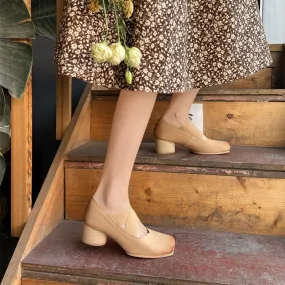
left=93, top=191, right=130, bottom=214
left=161, top=111, right=190, bottom=127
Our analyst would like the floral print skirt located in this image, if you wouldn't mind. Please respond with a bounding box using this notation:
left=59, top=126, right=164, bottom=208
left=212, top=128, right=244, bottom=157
left=54, top=0, right=273, bottom=93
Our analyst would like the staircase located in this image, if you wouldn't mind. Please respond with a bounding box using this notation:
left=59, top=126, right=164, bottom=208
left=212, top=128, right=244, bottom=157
left=2, top=44, right=285, bottom=285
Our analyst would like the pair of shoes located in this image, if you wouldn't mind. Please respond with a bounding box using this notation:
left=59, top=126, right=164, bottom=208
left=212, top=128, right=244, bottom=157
left=153, top=117, right=230, bottom=155
left=81, top=196, right=175, bottom=258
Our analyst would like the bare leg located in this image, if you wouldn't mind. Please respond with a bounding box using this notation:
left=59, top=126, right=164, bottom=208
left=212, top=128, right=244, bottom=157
left=93, top=89, right=157, bottom=236
left=162, top=88, right=201, bottom=127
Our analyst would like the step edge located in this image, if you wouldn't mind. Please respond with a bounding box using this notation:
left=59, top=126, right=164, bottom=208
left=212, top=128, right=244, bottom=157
left=64, top=142, right=285, bottom=176
left=64, top=160, right=285, bottom=179
left=91, top=89, right=285, bottom=100
left=21, top=266, right=217, bottom=285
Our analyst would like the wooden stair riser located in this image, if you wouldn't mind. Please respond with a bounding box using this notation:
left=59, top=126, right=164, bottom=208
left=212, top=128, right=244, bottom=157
left=91, top=100, right=285, bottom=147
left=65, top=167, right=285, bottom=236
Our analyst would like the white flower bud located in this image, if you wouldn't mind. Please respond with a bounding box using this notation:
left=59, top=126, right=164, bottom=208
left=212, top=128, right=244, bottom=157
left=91, top=42, right=113, bottom=63
left=108, top=42, right=126, bottom=65
left=125, top=69, right=133, bottom=84
left=124, top=47, right=142, bottom=68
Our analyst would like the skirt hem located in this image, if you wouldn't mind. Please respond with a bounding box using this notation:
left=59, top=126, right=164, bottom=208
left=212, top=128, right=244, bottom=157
left=54, top=57, right=273, bottom=94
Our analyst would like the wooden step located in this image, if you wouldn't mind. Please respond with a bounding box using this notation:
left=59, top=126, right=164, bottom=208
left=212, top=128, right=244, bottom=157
left=91, top=90, right=285, bottom=147
left=21, top=220, right=285, bottom=285
left=64, top=141, right=285, bottom=236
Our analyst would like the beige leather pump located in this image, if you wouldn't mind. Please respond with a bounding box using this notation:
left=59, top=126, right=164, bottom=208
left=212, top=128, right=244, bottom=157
left=154, top=117, right=230, bottom=155
left=81, top=196, right=175, bottom=258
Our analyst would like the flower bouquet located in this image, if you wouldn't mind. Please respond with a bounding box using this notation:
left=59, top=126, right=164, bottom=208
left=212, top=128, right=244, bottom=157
left=89, top=0, right=142, bottom=84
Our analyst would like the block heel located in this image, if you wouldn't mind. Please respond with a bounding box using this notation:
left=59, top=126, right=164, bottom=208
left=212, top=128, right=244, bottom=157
left=81, top=223, right=107, bottom=246
left=82, top=197, right=175, bottom=258
left=155, top=138, right=175, bottom=154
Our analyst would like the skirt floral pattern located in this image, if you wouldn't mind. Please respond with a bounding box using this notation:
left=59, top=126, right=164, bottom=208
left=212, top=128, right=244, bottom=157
left=54, top=0, right=273, bottom=93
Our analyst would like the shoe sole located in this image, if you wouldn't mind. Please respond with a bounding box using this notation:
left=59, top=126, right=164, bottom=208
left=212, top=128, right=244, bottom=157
left=82, top=240, right=175, bottom=259
left=82, top=223, right=175, bottom=259
left=191, top=150, right=230, bottom=155
left=126, top=250, right=174, bottom=258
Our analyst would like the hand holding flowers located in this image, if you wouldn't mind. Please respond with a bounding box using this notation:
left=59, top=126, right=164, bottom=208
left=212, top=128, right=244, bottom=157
left=89, top=0, right=142, bottom=85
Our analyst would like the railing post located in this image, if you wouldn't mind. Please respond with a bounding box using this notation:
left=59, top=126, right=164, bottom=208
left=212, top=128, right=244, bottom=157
left=10, top=0, right=32, bottom=237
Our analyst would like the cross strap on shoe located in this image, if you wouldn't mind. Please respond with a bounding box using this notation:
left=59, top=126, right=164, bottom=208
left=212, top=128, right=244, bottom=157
left=82, top=197, right=175, bottom=258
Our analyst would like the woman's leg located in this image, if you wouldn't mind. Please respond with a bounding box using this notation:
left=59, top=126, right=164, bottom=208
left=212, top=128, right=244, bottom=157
left=162, top=88, right=201, bottom=127
left=93, top=89, right=157, bottom=237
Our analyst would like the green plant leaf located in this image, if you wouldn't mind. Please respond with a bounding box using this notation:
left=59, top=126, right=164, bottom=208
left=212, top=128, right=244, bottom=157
left=0, top=87, right=4, bottom=123
left=0, top=0, right=35, bottom=98
left=0, top=88, right=10, bottom=155
left=0, top=0, right=35, bottom=39
left=0, top=153, right=5, bottom=188
left=0, top=40, right=32, bottom=99
left=32, top=0, right=56, bottom=40
left=0, top=87, right=8, bottom=188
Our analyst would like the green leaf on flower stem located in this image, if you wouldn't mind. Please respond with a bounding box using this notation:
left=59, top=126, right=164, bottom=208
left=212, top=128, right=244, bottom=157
left=32, top=0, right=57, bottom=40
left=0, top=40, right=33, bottom=99
left=0, top=0, right=35, bottom=39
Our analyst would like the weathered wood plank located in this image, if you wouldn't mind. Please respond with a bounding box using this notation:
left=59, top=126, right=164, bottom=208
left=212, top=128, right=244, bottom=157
left=66, top=161, right=285, bottom=179
left=65, top=167, right=285, bottom=236
left=197, top=95, right=285, bottom=102
left=91, top=99, right=285, bottom=146
left=10, top=0, right=32, bottom=238
left=22, top=275, right=147, bottom=285
left=22, top=220, right=285, bottom=285
left=56, top=0, right=72, bottom=139
left=2, top=84, right=92, bottom=285
left=270, top=51, right=284, bottom=67
left=56, top=75, right=72, bottom=140
left=91, top=100, right=168, bottom=141
left=93, top=93, right=285, bottom=102
left=203, top=102, right=285, bottom=147
left=271, top=67, right=284, bottom=88
left=269, top=44, right=284, bottom=52
left=65, top=142, right=285, bottom=173
left=22, top=278, right=76, bottom=285
left=11, top=77, right=32, bottom=238
left=92, top=89, right=285, bottom=99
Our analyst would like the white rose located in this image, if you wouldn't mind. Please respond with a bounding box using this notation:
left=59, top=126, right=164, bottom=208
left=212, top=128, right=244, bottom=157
left=91, top=42, right=113, bottom=63
left=124, top=47, right=142, bottom=68
left=108, top=42, right=125, bottom=65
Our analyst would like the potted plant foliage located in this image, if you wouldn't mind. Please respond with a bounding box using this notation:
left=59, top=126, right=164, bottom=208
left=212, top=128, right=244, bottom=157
left=0, top=0, right=56, bottom=234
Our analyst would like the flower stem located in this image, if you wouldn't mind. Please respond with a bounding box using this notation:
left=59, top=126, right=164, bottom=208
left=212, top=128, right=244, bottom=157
left=102, top=0, right=109, bottom=42
left=112, top=1, right=121, bottom=43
